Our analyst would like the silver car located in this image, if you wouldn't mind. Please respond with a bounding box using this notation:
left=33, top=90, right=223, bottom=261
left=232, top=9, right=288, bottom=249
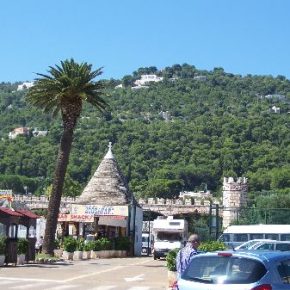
left=251, top=241, right=290, bottom=252
left=235, top=239, right=277, bottom=250
left=173, top=251, right=290, bottom=290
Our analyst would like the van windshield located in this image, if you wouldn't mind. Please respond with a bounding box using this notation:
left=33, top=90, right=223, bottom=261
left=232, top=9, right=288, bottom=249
left=156, top=232, right=182, bottom=241
left=218, top=234, right=230, bottom=242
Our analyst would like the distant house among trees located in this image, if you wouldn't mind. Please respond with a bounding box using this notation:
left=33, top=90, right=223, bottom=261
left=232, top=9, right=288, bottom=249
left=264, top=94, right=286, bottom=100
left=8, top=127, right=30, bottom=139
left=8, top=127, right=48, bottom=139
left=134, top=74, right=163, bottom=86
left=270, top=106, right=281, bottom=114
left=17, top=82, right=34, bottom=91
left=32, top=128, right=48, bottom=137
left=193, top=75, right=207, bottom=81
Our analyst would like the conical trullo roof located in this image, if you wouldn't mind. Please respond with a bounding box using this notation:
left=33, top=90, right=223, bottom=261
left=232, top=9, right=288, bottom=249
left=79, top=143, right=132, bottom=205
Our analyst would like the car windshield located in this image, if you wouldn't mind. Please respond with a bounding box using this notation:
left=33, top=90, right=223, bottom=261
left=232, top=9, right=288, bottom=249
left=182, top=255, right=266, bottom=284
left=236, top=240, right=260, bottom=250
left=254, top=242, right=290, bottom=251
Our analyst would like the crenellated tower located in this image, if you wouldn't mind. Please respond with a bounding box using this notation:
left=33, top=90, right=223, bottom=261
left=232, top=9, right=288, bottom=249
left=222, top=177, right=248, bottom=228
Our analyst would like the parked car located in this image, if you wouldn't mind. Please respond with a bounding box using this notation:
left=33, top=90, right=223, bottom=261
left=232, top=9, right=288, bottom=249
left=173, top=250, right=290, bottom=290
left=235, top=239, right=277, bottom=250
left=251, top=241, right=290, bottom=252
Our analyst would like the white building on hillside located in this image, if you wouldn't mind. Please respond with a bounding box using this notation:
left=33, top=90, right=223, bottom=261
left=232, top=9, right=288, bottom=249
left=134, top=74, right=163, bottom=86
left=17, top=82, right=34, bottom=91
left=8, top=127, right=30, bottom=139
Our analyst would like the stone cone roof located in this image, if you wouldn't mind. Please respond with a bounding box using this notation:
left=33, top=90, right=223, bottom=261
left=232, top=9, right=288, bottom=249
left=79, top=143, right=132, bottom=205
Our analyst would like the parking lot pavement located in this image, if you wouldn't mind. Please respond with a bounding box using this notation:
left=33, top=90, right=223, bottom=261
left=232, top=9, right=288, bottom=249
left=0, top=257, right=168, bottom=290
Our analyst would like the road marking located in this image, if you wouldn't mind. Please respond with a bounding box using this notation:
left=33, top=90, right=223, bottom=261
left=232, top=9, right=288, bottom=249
left=124, top=274, right=145, bottom=282
left=45, top=285, right=79, bottom=290
left=0, top=280, right=15, bottom=285
left=89, top=286, right=116, bottom=290
left=127, top=287, right=150, bottom=290
left=63, top=266, right=123, bottom=282
left=10, top=283, right=48, bottom=289
left=0, top=277, right=62, bottom=283
left=64, top=259, right=152, bottom=283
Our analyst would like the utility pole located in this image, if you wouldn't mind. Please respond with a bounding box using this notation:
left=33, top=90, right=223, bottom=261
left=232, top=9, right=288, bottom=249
left=209, top=202, right=220, bottom=240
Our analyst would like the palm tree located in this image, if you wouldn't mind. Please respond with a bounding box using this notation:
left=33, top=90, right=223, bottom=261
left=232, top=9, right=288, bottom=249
left=26, top=59, right=108, bottom=254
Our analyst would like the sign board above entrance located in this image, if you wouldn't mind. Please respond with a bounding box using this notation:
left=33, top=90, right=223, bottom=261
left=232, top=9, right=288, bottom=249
left=58, top=213, right=94, bottom=222
left=71, top=204, right=129, bottom=217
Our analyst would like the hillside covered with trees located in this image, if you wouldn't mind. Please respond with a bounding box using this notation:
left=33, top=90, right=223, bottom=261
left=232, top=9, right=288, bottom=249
left=1, top=64, right=290, bottom=214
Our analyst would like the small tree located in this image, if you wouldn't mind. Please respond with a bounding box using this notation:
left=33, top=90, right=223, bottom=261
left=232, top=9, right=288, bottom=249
left=0, top=236, right=6, bottom=255
left=114, top=236, right=130, bottom=251
left=63, top=237, right=77, bottom=253
left=198, top=241, right=226, bottom=252
left=166, top=248, right=179, bottom=271
left=93, top=237, right=112, bottom=251
left=17, top=238, right=29, bottom=255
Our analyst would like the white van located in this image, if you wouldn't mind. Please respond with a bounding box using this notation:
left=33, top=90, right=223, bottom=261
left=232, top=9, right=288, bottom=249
left=142, top=233, right=152, bottom=255
left=219, top=224, right=290, bottom=248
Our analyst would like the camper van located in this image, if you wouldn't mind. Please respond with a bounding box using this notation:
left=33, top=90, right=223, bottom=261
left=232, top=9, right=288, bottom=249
left=152, top=216, right=188, bottom=260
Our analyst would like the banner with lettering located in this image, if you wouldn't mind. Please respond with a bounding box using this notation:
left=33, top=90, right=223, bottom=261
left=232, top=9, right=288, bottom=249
left=71, top=204, right=129, bottom=217
left=58, top=213, right=94, bottom=222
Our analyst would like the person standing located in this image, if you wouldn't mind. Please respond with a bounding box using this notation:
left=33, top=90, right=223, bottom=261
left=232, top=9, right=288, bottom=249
left=35, top=236, right=44, bottom=254
left=176, top=234, right=201, bottom=277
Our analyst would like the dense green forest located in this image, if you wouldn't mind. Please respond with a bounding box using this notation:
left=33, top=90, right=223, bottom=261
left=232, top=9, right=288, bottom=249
left=1, top=64, right=290, bottom=214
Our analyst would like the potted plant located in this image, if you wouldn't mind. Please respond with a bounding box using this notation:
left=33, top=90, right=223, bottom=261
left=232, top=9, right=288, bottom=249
left=0, top=236, right=6, bottom=266
left=17, top=238, right=29, bottom=265
left=63, top=237, right=77, bottom=260
left=83, top=241, right=94, bottom=259
left=166, top=248, right=179, bottom=289
left=114, top=236, right=130, bottom=257
left=92, top=237, right=112, bottom=258
left=53, top=238, right=63, bottom=258
left=73, top=238, right=84, bottom=260
left=98, top=237, right=112, bottom=258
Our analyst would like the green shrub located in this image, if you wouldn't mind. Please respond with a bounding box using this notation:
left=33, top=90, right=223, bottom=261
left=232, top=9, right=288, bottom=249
left=17, top=238, right=29, bottom=255
left=0, top=236, right=6, bottom=255
left=166, top=248, right=179, bottom=271
left=198, top=241, right=226, bottom=252
left=53, top=238, right=61, bottom=249
left=93, top=237, right=112, bottom=251
left=36, top=253, right=58, bottom=261
left=84, top=241, right=94, bottom=251
left=63, top=237, right=77, bottom=252
left=76, top=238, right=85, bottom=251
left=114, top=236, right=130, bottom=251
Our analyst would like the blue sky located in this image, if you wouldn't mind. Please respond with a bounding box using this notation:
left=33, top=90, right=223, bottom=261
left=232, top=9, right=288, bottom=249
left=1, top=0, right=290, bottom=82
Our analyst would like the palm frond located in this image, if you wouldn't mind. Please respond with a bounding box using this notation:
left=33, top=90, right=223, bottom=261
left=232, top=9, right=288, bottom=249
left=25, top=58, right=108, bottom=115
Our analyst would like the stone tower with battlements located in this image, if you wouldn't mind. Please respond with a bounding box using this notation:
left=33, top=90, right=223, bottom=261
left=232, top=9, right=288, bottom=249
left=222, top=177, right=248, bottom=229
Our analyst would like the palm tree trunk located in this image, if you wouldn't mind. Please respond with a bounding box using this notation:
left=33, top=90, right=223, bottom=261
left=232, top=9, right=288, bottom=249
left=42, top=127, right=74, bottom=255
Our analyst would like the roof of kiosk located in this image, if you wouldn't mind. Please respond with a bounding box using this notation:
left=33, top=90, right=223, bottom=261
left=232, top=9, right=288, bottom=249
left=79, top=142, right=132, bottom=206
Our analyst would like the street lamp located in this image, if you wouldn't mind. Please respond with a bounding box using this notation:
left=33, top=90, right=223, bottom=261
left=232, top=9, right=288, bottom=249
left=23, top=185, right=28, bottom=195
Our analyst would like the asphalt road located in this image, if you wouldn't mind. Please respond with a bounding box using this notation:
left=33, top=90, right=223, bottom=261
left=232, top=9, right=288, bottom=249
left=0, top=256, right=168, bottom=290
